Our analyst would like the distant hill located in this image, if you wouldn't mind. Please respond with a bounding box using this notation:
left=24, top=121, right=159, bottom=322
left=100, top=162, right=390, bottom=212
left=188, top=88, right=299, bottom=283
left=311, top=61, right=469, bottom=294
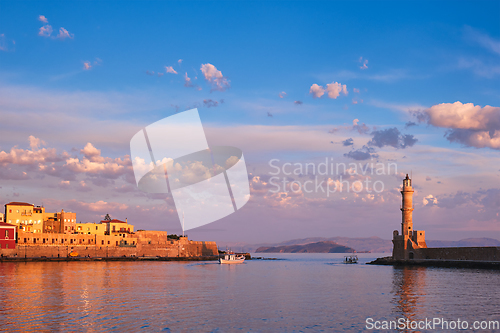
left=242, top=236, right=392, bottom=253
left=222, top=237, right=500, bottom=254
left=256, top=241, right=355, bottom=253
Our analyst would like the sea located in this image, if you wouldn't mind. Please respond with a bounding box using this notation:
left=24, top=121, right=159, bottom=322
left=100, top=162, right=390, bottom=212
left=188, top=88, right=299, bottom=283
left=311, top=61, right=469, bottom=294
left=0, top=253, right=499, bottom=332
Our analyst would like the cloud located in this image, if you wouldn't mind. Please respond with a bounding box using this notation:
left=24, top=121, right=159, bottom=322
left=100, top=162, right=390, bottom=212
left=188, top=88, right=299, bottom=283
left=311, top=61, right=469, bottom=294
left=203, top=99, right=219, bottom=108
left=359, top=57, right=368, bottom=70
left=309, top=82, right=347, bottom=99
left=405, top=121, right=417, bottom=128
left=56, top=27, right=74, bottom=39
left=423, top=194, right=438, bottom=206
left=416, top=101, right=500, bottom=149
left=342, top=138, right=354, bottom=146
left=184, top=72, right=201, bottom=90
left=353, top=88, right=360, bottom=93
left=83, top=61, right=92, bottom=70
left=38, top=25, right=53, bottom=37
left=279, top=91, right=287, bottom=98
left=178, top=59, right=183, bottom=65
left=326, top=82, right=348, bottom=99
left=368, top=128, right=418, bottom=149
left=38, top=15, right=48, bottom=23
left=344, top=146, right=378, bottom=160
left=29, top=135, right=46, bottom=150
left=329, top=119, right=370, bottom=135
left=294, top=100, right=303, bottom=105
left=200, top=63, right=230, bottom=92
left=309, top=84, right=325, bottom=98
left=426, top=176, right=432, bottom=181
left=165, top=66, right=177, bottom=74
left=267, top=112, right=273, bottom=117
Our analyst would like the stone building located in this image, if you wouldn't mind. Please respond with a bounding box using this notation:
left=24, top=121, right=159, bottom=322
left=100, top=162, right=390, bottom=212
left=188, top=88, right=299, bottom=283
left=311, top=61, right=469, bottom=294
left=0, top=222, right=16, bottom=249
left=4, top=202, right=76, bottom=234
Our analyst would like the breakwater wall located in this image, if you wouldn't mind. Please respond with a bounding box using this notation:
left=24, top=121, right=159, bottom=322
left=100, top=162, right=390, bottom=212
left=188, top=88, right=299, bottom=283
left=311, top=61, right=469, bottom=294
left=0, top=230, right=219, bottom=259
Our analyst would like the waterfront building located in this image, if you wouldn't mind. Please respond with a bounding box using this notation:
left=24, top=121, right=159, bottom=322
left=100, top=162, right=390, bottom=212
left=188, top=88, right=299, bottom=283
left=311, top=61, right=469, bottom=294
left=0, top=213, right=4, bottom=222
left=101, top=218, right=134, bottom=238
left=0, top=222, right=16, bottom=249
left=5, top=202, right=76, bottom=234
left=76, top=223, right=107, bottom=236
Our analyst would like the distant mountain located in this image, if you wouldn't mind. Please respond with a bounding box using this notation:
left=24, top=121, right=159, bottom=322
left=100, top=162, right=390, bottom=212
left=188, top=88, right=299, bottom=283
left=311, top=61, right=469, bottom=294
left=238, top=236, right=392, bottom=253
left=256, top=241, right=355, bottom=253
left=222, top=237, right=500, bottom=254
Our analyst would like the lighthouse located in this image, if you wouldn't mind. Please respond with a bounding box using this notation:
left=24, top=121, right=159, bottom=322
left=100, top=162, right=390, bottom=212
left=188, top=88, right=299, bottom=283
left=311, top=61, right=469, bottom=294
left=401, top=174, right=414, bottom=236
left=392, top=174, right=427, bottom=260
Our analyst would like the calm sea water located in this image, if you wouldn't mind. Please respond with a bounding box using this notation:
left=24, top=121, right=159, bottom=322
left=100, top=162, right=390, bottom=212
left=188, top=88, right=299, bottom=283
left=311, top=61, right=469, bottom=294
left=0, top=253, right=499, bottom=332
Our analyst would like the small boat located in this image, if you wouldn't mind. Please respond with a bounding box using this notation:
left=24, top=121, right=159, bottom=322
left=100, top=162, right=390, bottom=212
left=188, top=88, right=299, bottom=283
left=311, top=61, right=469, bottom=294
left=219, top=252, right=245, bottom=264
left=69, top=251, right=79, bottom=257
left=344, top=255, right=358, bottom=264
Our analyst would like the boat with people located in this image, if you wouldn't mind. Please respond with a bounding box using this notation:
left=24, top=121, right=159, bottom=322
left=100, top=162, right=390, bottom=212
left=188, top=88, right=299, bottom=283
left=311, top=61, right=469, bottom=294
left=344, top=255, right=358, bottom=264
left=219, top=252, right=245, bottom=264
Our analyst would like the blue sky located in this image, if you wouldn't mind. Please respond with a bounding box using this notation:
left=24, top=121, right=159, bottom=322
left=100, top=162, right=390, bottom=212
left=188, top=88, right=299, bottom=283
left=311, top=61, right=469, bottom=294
left=0, top=1, right=499, bottom=244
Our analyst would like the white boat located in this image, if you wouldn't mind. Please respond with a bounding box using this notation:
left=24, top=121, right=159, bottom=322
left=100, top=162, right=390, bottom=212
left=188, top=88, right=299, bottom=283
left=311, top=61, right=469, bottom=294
left=344, top=255, right=358, bottom=264
left=219, top=253, right=245, bottom=264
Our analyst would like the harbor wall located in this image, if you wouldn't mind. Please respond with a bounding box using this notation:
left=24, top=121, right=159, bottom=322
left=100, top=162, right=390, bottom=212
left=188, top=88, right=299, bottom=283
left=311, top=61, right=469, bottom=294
left=412, top=246, right=500, bottom=261
left=0, top=230, right=218, bottom=258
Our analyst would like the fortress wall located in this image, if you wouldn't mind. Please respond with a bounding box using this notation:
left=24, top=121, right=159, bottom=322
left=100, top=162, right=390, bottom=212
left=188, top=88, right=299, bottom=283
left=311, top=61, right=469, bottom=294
left=416, top=246, right=500, bottom=261
left=0, top=240, right=218, bottom=258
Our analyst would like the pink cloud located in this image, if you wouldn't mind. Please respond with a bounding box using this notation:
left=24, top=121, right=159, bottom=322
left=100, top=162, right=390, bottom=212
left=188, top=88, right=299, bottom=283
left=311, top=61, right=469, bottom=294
left=165, top=66, right=178, bottom=74
left=200, top=63, right=230, bottom=92
left=310, top=82, right=347, bottom=99
left=38, top=15, right=48, bottom=23
left=56, top=27, right=74, bottom=39
left=38, top=25, right=53, bottom=37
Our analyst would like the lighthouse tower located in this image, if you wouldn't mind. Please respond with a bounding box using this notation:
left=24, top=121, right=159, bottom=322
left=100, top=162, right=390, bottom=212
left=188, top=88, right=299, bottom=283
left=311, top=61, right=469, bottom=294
left=401, top=174, right=414, bottom=237
left=392, top=174, right=426, bottom=260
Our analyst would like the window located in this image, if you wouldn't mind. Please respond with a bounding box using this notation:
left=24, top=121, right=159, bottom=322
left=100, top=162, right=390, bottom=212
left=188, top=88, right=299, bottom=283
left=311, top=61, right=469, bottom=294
left=96, top=226, right=98, bottom=230
left=9, top=209, right=12, bottom=213
left=23, top=238, right=26, bottom=243
left=52, top=239, right=55, bottom=244
left=6, top=244, right=8, bottom=249
left=101, top=240, right=104, bottom=245
left=5, top=230, right=9, bottom=238
left=108, top=241, right=110, bottom=245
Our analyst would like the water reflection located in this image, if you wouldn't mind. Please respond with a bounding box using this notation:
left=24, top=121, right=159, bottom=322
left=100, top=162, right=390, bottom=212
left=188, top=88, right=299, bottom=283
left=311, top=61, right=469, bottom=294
left=391, top=266, right=427, bottom=329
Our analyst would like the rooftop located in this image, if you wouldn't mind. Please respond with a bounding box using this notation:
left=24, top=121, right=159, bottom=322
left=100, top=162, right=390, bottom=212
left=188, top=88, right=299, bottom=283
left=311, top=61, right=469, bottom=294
left=101, top=219, right=128, bottom=224
left=5, top=202, right=34, bottom=207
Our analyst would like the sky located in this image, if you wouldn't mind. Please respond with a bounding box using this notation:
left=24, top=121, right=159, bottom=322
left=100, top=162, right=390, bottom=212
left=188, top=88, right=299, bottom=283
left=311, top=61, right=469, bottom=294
left=0, top=1, right=499, bottom=244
